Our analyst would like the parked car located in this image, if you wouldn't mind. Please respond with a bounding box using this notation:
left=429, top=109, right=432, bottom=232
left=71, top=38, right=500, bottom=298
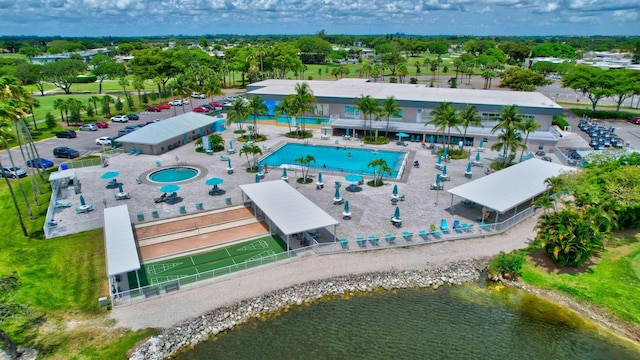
left=96, top=121, right=109, bottom=128
left=145, top=106, right=162, bottom=112
left=118, top=128, right=135, bottom=137
left=629, top=117, right=640, bottom=125
left=169, top=99, right=184, bottom=106
left=124, top=125, right=142, bottom=131
left=79, top=124, right=98, bottom=131
left=1, top=165, right=27, bottom=178
left=145, top=119, right=161, bottom=126
left=95, top=137, right=112, bottom=146
left=191, top=92, right=206, bottom=99
left=209, top=100, right=224, bottom=108
left=535, top=150, right=545, bottom=156
left=26, top=157, right=54, bottom=169
left=181, top=99, right=190, bottom=105
left=53, top=147, right=79, bottom=159
left=193, top=106, right=209, bottom=113
left=127, top=113, right=140, bottom=120
left=541, top=156, right=553, bottom=162
left=56, top=130, right=76, bottom=138
left=157, top=103, right=171, bottom=110
left=111, top=115, right=129, bottom=123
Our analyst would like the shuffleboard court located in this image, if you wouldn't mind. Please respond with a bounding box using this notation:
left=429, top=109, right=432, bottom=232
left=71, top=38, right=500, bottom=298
left=128, top=235, right=289, bottom=287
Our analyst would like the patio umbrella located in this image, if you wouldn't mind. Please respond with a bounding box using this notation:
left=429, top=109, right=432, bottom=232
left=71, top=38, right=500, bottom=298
left=396, top=132, right=409, bottom=142
left=334, top=187, right=341, bottom=201
left=443, top=147, right=448, bottom=158
left=282, top=167, right=287, bottom=178
left=429, top=135, right=435, bottom=144
left=101, top=171, right=119, bottom=180
left=475, top=152, right=481, bottom=162
left=392, top=206, right=400, bottom=220
left=392, top=184, right=398, bottom=197
left=79, top=195, right=85, bottom=206
left=323, top=128, right=327, bottom=136
left=160, top=184, right=180, bottom=193
left=255, top=173, right=260, bottom=183
left=478, top=139, right=484, bottom=149
left=229, top=140, right=235, bottom=151
left=435, top=173, right=442, bottom=185
left=343, top=201, right=351, bottom=216
left=436, top=155, right=443, bottom=165
left=118, top=183, right=124, bottom=193
left=442, top=165, right=448, bottom=176
left=227, top=158, right=232, bottom=169
left=205, top=177, right=224, bottom=186
left=317, top=172, right=323, bottom=184
left=345, top=128, right=350, bottom=136
left=466, top=162, right=473, bottom=173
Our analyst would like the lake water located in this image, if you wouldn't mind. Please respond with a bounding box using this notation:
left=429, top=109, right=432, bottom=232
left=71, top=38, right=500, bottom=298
left=174, top=283, right=639, bottom=359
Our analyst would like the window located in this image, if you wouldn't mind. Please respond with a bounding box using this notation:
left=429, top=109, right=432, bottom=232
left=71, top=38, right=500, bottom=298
left=344, top=106, right=360, bottom=119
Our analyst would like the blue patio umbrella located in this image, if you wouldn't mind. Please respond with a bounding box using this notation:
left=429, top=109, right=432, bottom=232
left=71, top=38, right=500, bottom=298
left=205, top=177, right=224, bottom=186
left=466, top=162, right=473, bottom=173
left=101, top=171, right=119, bottom=179
left=79, top=195, right=85, bottom=206
left=436, top=155, right=443, bottom=164
left=160, top=184, right=180, bottom=193
left=443, top=147, right=448, bottom=158
left=255, top=173, right=260, bottom=183
left=343, top=200, right=350, bottom=214
left=435, top=173, right=442, bottom=185
left=392, top=184, right=398, bottom=197
left=282, top=167, right=287, bottom=178
left=396, top=132, right=409, bottom=141
left=478, top=139, right=484, bottom=148
left=429, top=135, right=435, bottom=144
left=334, top=187, right=341, bottom=200
left=118, top=183, right=124, bottom=193
left=345, top=128, right=350, bottom=136
left=229, top=140, right=235, bottom=150
left=442, top=165, right=448, bottom=176
left=393, top=206, right=400, bottom=219
left=475, top=152, right=481, bottom=162
left=227, top=158, right=232, bottom=169
left=317, top=172, right=323, bottom=183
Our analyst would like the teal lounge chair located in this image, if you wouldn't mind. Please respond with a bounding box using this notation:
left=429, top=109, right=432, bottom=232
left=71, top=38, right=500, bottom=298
left=402, top=231, right=413, bottom=240
left=136, top=212, right=144, bottom=221
left=151, top=209, right=159, bottom=218
left=440, top=219, right=450, bottom=233
left=340, top=238, right=349, bottom=248
left=179, top=205, right=186, bottom=214
left=430, top=224, right=442, bottom=238
left=195, top=202, right=203, bottom=210
left=368, top=235, right=379, bottom=245
left=418, top=230, right=429, bottom=240
left=357, top=237, right=365, bottom=247
left=453, top=219, right=463, bottom=233
left=385, top=234, right=396, bottom=244
left=127, top=148, right=136, bottom=155
left=55, top=200, right=71, bottom=208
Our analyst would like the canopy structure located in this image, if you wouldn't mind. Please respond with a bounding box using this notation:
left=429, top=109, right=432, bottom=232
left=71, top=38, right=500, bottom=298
left=104, top=205, right=140, bottom=302
left=447, top=159, right=573, bottom=214
left=240, top=180, right=339, bottom=253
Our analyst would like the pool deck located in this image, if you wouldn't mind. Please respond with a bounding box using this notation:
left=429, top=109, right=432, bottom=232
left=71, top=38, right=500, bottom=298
left=46, top=122, right=568, bottom=245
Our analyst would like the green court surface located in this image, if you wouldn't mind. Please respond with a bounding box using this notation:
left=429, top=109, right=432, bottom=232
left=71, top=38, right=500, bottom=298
left=128, top=236, right=289, bottom=288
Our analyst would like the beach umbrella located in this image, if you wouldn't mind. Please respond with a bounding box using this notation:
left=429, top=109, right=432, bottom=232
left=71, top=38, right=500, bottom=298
left=334, top=187, right=341, bottom=201
left=282, top=167, right=288, bottom=178
left=345, top=128, right=350, bottom=136
left=475, top=152, right=481, bottom=162
left=466, top=162, right=473, bottom=173
left=393, top=206, right=400, bottom=220
left=343, top=201, right=351, bottom=216
left=227, top=158, right=232, bottom=169
left=443, top=147, right=448, bottom=158
left=205, top=177, right=224, bottom=186
left=429, top=135, right=435, bottom=144
left=396, top=132, right=409, bottom=141
left=229, top=140, right=235, bottom=150
left=478, top=139, right=484, bottom=149
left=101, top=171, right=119, bottom=180
left=255, top=173, right=260, bottom=183
left=435, top=173, right=442, bottom=185
left=442, top=165, right=447, bottom=176
left=317, top=172, right=323, bottom=184
left=118, top=183, right=124, bottom=193
left=436, top=155, right=443, bottom=165
left=79, top=195, right=85, bottom=206
left=392, top=184, right=398, bottom=197
left=323, top=128, right=327, bottom=136
left=160, top=184, right=180, bottom=193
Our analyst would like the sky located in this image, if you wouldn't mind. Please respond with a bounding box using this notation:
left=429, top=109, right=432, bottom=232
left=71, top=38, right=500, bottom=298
left=1, top=0, right=639, bottom=37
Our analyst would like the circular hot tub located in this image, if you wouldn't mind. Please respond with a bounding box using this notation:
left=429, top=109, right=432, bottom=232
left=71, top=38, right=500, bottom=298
left=147, top=166, right=201, bottom=183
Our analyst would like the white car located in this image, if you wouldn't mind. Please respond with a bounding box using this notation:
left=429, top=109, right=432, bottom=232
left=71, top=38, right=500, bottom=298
left=191, top=92, right=206, bottom=99
left=110, top=115, right=129, bottom=123
left=169, top=99, right=184, bottom=106
left=96, top=137, right=112, bottom=146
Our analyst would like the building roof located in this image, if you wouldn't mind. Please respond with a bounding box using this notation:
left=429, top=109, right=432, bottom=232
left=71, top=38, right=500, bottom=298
left=104, top=205, right=140, bottom=276
left=240, top=180, right=339, bottom=236
left=447, top=159, right=574, bottom=214
left=247, top=79, right=562, bottom=110
left=117, top=112, right=216, bottom=145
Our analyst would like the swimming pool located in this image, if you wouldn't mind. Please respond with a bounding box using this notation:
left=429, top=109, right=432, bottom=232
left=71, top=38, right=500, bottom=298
left=259, top=143, right=407, bottom=178
left=148, top=166, right=200, bottom=183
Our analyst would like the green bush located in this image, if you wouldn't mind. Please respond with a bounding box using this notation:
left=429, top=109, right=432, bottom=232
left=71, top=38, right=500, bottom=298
left=571, top=109, right=634, bottom=120
left=552, top=115, right=569, bottom=128
left=45, top=112, right=56, bottom=129
left=73, top=75, right=97, bottom=83
left=490, top=251, right=525, bottom=280
left=363, top=136, right=390, bottom=145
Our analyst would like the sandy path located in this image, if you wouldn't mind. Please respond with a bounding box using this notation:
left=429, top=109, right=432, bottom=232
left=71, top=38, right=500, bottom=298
left=111, top=216, right=538, bottom=330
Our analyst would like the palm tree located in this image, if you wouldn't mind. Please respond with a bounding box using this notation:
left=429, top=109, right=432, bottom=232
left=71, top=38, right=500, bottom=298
left=491, top=126, right=524, bottom=168
left=100, top=95, right=114, bottom=117
left=533, top=192, right=555, bottom=215
left=380, top=96, right=402, bottom=138
left=291, top=82, right=317, bottom=136
left=274, top=95, right=296, bottom=134
left=239, top=144, right=262, bottom=171
left=53, top=98, right=67, bottom=123
left=294, top=154, right=315, bottom=183
left=354, top=94, right=380, bottom=139
left=132, top=77, right=145, bottom=105
left=481, top=68, right=497, bottom=89
left=491, top=104, right=523, bottom=134
left=368, top=158, right=391, bottom=186
left=247, top=95, right=267, bottom=137
left=458, top=105, right=483, bottom=157
left=427, top=102, right=462, bottom=151
left=517, top=118, right=541, bottom=162
left=227, top=97, right=249, bottom=132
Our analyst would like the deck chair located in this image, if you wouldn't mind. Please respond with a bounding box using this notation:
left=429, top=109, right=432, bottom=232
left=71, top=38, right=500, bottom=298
left=430, top=224, right=442, bottom=238
left=462, top=223, right=473, bottom=232
left=225, top=197, right=232, bottom=206
left=340, top=238, right=349, bottom=248
left=136, top=212, right=144, bottom=221
left=136, top=178, right=142, bottom=184
left=453, top=219, right=463, bottom=233
left=179, top=205, right=186, bottom=214
left=195, top=202, right=203, bottom=210
left=368, top=235, right=379, bottom=245
left=357, top=237, right=365, bottom=247
left=151, top=209, right=159, bottom=218
left=385, top=234, right=396, bottom=244
left=418, top=230, right=429, bottom=240
left=55, top=200, right=71, bottom=208
left=402, top=231, right=413, bottom=241
left=440, top=219, right=450, bottom=233
left=134, top=148, right=142, bottom=155
left=127, top=148, right=136, bottom=155
left=475, top=212, right=491, bottom=222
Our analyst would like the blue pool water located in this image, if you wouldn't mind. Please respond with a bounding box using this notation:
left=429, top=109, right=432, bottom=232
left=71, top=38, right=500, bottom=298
left=257, top=115, right=326, bottom=126
left=260, top=143, right=406, bottom=178
left=148, top=167, right=200, bottom=183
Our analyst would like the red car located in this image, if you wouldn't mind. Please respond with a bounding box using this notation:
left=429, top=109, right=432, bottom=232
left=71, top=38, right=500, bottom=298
left=629, top=117, right=640, bottom=125
left=209, top=101, right=224, bottom=108
left=145, top=106, right=162, bottom=112
left=193, top=106, right=209, bottom=113
left=157, top=103, right=171, bottom=110
left=96, top=121, right=109, bottom=128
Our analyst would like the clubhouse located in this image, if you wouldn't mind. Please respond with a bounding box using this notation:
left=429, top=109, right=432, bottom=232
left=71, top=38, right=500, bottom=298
left=246, top=79, right=564, bottom=149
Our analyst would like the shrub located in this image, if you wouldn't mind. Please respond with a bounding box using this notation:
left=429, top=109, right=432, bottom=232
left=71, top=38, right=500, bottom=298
left=570, top=109, right=634, bottom=120
left=362, top=136, right=389, bottom=145
left=389, top=77, right=397, bottom=83
left=45, top=112, right=56, bottom=129
left=552, top=115, right=569, bottom=129
left=73, top=75, right=97, bottom=83
left=409, top=77, right=418, bottom=84
left=490, top=251, right=525, bottom=280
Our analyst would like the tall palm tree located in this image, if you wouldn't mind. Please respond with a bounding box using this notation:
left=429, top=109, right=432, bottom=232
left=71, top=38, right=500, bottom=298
left=368, top=158, right=391, bottom=186
left=239, top=144, right=262, bottom=170
left=491, top=126, right=524, bottom=168
left=294, top=154, right=315, bottom=182
left=227, top=97, right=249, bottom=131
left=427, top=102, right=462, bottom=151
left=517, top=118, right=541, bottom=162
left=247, top=95, right=267, bottom=137
left=380, top=96, right=402, bottom=138
left=354, top=94, right=380, bottom=139
left=53, top=98, right=67, bottom=123
left=274, top=95, right=296, bottom=134
left=291, top=82, right=316, bottom=136
left=491, top=104, right=523, bottom=134
left=458, top=104, right=483, bottom=156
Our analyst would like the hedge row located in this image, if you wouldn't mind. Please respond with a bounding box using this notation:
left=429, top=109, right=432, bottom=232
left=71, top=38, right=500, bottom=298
left=73, top=75, right=97, bottom=83
left=571, top=108, right=637, bottom=120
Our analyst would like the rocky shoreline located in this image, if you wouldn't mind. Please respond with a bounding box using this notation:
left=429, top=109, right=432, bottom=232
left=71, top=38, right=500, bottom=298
left=129, top=259, right=484, bottom=360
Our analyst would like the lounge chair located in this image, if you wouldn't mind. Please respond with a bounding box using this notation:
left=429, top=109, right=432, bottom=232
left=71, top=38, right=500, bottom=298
left=357, top=237, right=365, bottom=247
left=136, top=212, right=144, bottom=221
left=418, top=230, right=429, bottom=240
left=430, top=224, right=442, bottom=238
left=453, top=219, right=463, bottom=233
left=156, top=161, right=162, bottom=167
left=340, top=238, right=349, bottom=248
left=402, top=231, right=413, bottom=241
left=136, top=178, right=142, bottom=184
left=127, top=148, right=136, bottom=155
left=368, top=235, right=379, bottom=245
left=440, top=219, right=450, bottom=233
left=195, top=202, right=203, bottom=210
left=385, top=234, right=396, bottom=244
left=55, top=200, right=71, bottom=208
left=479, top=222, right=490, bottom=231
left=179, top=205, right=186, bottom=214
left=134, top=148, right=142, bottom=156
left=462, top=223, right=473, bottom=232
left=151, top=210, right=159, bottom=218
left=225, top=197, right=232, bottom=206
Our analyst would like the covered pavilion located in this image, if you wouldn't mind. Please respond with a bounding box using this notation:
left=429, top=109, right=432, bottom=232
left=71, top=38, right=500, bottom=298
left=104, top=204, right=140, bottom=305
left=239, top=180, right=339, bottom=254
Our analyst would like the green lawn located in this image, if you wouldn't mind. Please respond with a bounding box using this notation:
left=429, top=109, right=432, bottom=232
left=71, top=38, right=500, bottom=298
left=129, top=236, right=289, bottom=288
left=520, top=233, right=640, bottom=324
